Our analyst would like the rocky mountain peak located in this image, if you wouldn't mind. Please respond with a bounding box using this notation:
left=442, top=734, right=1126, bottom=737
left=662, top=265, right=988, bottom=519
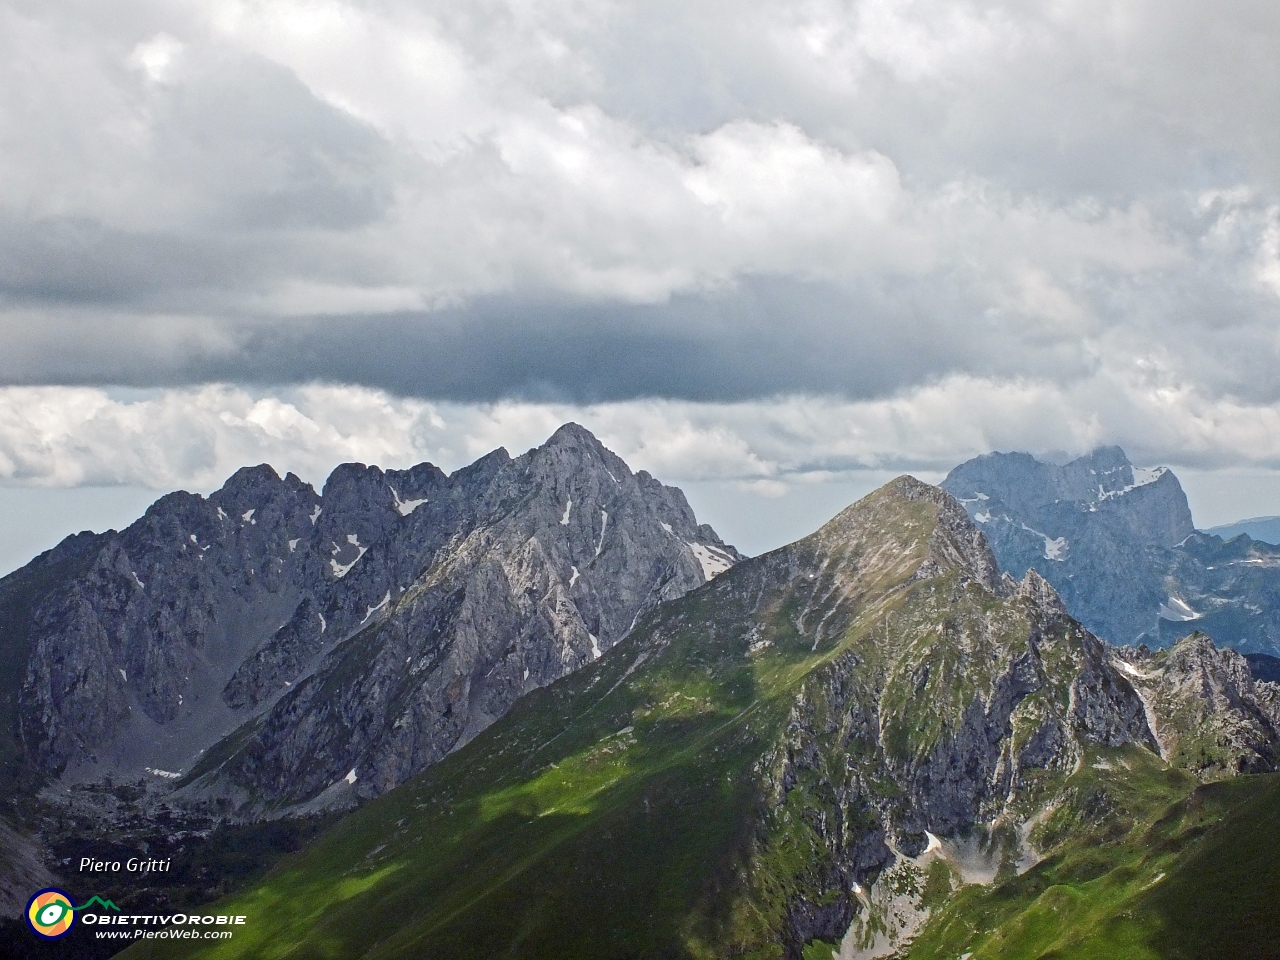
left=3, top=423, right=744, bottom=809
left=1118, top=631, right=1280, bottom=776
left=211, top=463, right=295, bottom=502
left=1063, top=444, right=1132, bottom=495
left=521, top=422, right=635, bottom=493
left=808, top=476, right=1002, bottom=595
left=940, top=447, right=1220, bottom=647
left=544, top=420, right=606, bottom=451
left=1018, top=567, right=1066, bottom=612
left=1161, top=630, right=1257, bottom=696
left=946, top=445, right=1193, bottom=546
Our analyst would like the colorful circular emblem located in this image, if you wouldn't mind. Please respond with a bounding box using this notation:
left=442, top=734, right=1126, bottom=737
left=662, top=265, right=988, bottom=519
left=26, top=888, right=75, bottom=939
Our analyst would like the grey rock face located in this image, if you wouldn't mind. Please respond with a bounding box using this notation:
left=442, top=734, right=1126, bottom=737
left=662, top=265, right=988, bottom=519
left=943, top=447, right=1280, bottom=653
left=3, top=424, right=740, bottom=809
left=225, top=424, right=740, bottom=802
left=728, top=479, right=1164, bottom=947
left=1115, top=632, right=1280, bottom=776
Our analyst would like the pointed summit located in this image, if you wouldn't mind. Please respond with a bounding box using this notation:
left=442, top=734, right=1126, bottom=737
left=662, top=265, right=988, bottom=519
left=544, top=421, right=602, bottom=449
left=804, top=475, right=1003, bottom=596
left=535, top=422, right=626, bottom=472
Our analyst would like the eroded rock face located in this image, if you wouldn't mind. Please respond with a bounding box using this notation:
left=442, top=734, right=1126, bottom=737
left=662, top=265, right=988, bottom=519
left=5, top=424, right=741, bottom=805
left=1114, top=633, right=1280, bottom=777
left=705, top=479, right=1166, bottom=951
left=943, top=447, right=1280, bottom=654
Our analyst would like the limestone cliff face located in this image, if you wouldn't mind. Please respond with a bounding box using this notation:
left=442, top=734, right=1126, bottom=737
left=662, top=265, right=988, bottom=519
left=4, top=424, right=740, bottom=806
left=221, top=424, right=739, bottom=802
left=79, top=476, right=1280, bottom=960
left=1114, top=632, right=1280, bottom=777
left=943, top=447, right=1280, bottom=654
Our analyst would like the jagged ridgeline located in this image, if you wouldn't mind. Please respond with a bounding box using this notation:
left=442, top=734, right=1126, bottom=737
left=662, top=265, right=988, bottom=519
left=942, top=447, right=1280, bottom=654
left=0, top=424, right=740, bottom=812
left=122, top=477, right=1280, bottom=960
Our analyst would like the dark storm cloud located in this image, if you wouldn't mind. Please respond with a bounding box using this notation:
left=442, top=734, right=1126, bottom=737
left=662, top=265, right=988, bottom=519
left=0, top=275, right=1094, bottom=403
left=0, top=0, right=1279, bottom=419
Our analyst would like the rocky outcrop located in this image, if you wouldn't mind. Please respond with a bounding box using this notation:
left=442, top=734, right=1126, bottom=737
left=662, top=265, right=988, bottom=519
left=729, top=479, right=1162, bottom=953
left=96, top=475, right=1280, bottom=960
left=4, top=424, right=741, bottom=808
left=1114, top=632, right=1280, bottom=777
left=943, top=447, right=1280, bottom=654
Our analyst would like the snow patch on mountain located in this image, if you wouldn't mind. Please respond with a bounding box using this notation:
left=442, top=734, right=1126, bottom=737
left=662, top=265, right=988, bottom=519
left=1159, top=596, right=1201, bottom=622
left=1099, top=466, right=1168, bottom=501
left=1043, top=536, right=1068, bottom=561
left=389, top=486, right=427, bottom=517
left=687, top=542, right=735, bottom=581
left=331, top=535, right=368, bottom=579
left=1017, top=522, right=1068, bottom=562
left=363, top=591, right=392, bottom=623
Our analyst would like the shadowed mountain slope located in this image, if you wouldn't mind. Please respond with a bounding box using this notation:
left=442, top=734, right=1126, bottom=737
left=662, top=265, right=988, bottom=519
left=1, top=424, right=739, bottom=812
left=119, top=477, right=1272, bottom=960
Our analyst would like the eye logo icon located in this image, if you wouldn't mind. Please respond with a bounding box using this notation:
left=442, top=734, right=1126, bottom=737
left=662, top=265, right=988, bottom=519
left=26, top=888, right=76, bottom=939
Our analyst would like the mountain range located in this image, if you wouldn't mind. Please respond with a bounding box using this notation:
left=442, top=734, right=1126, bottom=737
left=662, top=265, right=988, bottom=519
left=942, top=447, right=1280, bottom=655
left=3, top=432, right=1280, bottom=959
left=4, top=424, right=739, bottom=806
left=0, top=425, right=743, bottom=940
left=1208, top=515, right=1280, bottom=545
left=117, top=475, right=1280, bottom=960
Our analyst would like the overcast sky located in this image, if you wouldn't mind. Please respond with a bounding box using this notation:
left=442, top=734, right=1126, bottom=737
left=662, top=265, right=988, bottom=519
left=3, top=0, right=1280, bottom=573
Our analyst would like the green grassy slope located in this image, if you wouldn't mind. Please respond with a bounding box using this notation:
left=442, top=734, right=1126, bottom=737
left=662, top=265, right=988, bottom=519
left=118, top=480, right=1280, bottom=960
left=121, top=587, right=802, bottom=959
left=906, top=751, right=1280, bottom=960
left=120, top=482, right=953, bottom=960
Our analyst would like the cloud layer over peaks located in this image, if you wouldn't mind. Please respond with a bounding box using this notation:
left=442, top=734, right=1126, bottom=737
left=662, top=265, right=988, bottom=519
left=1, top=0, right=1278, bottom=419
left=4, top=379, right=1280, bottom=496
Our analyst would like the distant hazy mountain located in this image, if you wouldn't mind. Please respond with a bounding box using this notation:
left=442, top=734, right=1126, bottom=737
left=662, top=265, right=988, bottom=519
left=125, top=478, right=1280, bottom=960
left=943, top=448, right=1280, bottom=655
left=1, top=424, right=740, bottom=813
left=1208, top=515, right=1280, bottom=545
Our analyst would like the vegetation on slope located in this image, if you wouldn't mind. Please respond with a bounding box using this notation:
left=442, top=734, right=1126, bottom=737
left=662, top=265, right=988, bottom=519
left=119, top=482, right=957, bottom=959
left=117, top=479, right=1280, bottom=960
left=905, top=749, right=1280, bottom=960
